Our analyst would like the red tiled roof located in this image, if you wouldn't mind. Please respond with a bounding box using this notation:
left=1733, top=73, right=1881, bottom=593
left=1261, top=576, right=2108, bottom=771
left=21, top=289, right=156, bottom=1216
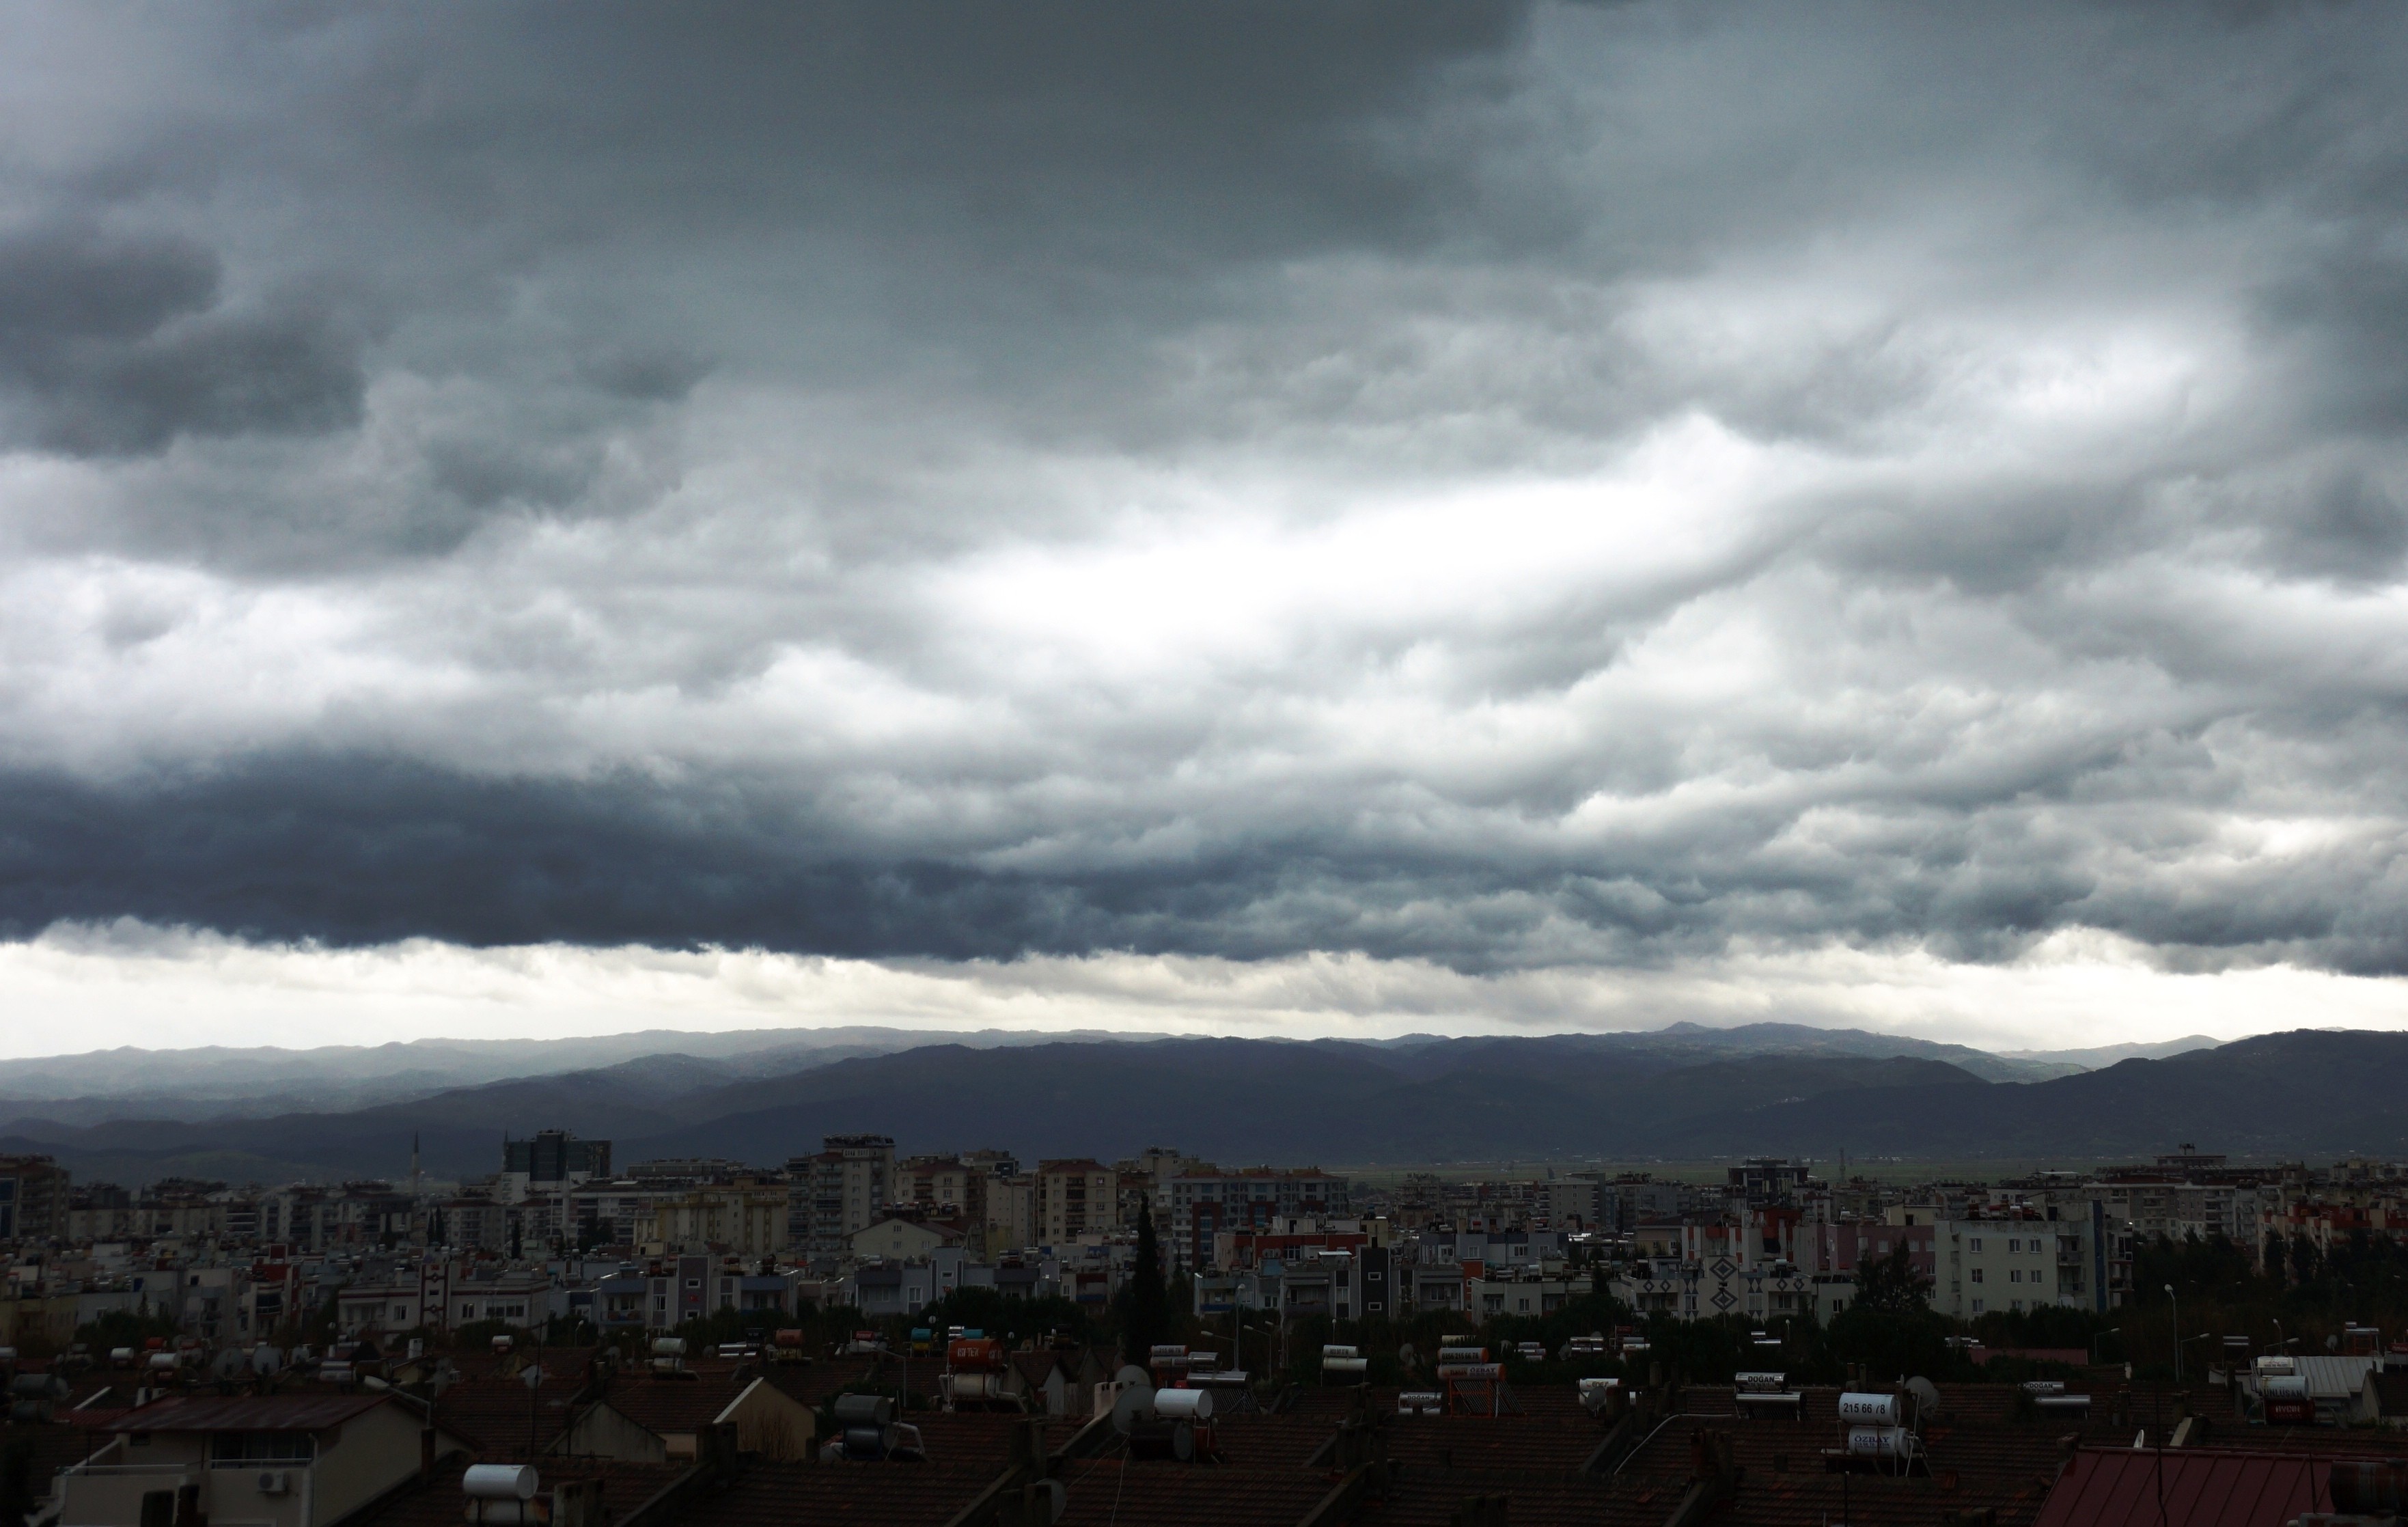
left=669, top=1460, right=999, bottom=1527
left=587, top=1375, right=764, bottom=1437
left=1050, top=1457, right=1333, bottom=1526
left=1209, top=1411, right=1345, bottom=1470
left=432, top=1371, right=591, bottom=1459
left=900, top=1412, right=1085, bottom=1466
left=106, top=1393, right=392, bottom=1432
left=2032, top=1448, right=2329, bottom=1527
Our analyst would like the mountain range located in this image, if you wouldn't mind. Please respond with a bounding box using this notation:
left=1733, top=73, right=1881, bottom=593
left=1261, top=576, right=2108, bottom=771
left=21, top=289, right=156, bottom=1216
left=1, top=1022, right=2392, bottom=1187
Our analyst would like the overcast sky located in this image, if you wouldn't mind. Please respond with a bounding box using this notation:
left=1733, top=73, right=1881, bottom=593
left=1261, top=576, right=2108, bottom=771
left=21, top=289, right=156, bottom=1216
left=5, top=1, right=2408, bottom=1058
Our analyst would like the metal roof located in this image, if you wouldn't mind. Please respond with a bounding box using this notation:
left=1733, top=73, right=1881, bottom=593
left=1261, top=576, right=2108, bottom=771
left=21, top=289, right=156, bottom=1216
left=2295, top=1356, right=2379, bottom=1399
left=106, top=1393, right=392, bottom=1432
left=2032, top=1448, right=2329, bottom=1527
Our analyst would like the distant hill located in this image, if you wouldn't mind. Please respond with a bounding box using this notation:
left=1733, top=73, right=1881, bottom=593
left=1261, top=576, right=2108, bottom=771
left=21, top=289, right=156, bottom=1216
left=0, top=1026, right=1178, bottom=1123
left=0, top=1034, right=1983, bottom=1182
left=1648, top=1030, right=2408, bottom=1159
left=29, top=1024, right=2383, bottom=1187
left=1994, top=1035, right=2224, bottom=1068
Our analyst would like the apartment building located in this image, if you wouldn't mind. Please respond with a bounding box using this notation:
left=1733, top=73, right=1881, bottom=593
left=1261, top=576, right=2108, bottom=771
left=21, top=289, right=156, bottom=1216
left=498, top=1129, right=613, bottom=1204
left=986, top=1173, right=1036, bottom=1256
left=646, top=1177, right=790, bottom=1258
left=1033, top=1159, right=1117, bottom=1244
left=0, top=1155, right=70, bottom=1242
left=1932, top=1210, right=2104, bottom=1317
left=1167, top=1166, right=1344, bottom=1269
left=787, top=1134, right=896, bottom=1258
left=1607, top=1207, right=1814, bottom=1321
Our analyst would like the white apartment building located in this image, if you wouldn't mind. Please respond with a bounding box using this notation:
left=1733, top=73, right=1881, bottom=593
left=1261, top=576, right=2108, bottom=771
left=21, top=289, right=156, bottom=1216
left=1933, top=1215, right=2097, bottom=1317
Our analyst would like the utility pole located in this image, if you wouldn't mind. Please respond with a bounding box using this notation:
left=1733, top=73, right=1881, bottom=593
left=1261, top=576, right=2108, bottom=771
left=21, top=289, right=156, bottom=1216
left=2166, top=1284, right=2181, bottom=1384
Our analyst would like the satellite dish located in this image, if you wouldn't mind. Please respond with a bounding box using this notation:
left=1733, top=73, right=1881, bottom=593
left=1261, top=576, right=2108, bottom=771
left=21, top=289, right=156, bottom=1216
left=1110, top=1384, right=1152, bottom=1435
left=1114, top=1364, right=1150, bottom=1390
left=251, top=1347, right=285, bottom=1377
left=210, top=1349, right=247, bottom=1381
left=1398, top=1344, right=1420, bottom=1369
left=1906, top=1377, right=1942, bottom=1418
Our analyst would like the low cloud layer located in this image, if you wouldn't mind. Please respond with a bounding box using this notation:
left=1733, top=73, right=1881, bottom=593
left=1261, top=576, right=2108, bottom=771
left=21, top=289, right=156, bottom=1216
left=8, top=920, right=2406, bottom=1061
left=4, top=3, right=2408, bottom=1042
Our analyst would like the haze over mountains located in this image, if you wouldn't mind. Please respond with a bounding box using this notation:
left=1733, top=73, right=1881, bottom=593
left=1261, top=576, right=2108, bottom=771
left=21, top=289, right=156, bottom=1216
left=0, top=1023, right=2375, bottom=1188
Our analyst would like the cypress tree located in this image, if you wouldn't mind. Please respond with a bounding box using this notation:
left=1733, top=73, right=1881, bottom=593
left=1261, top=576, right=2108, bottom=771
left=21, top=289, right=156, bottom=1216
left=1126, top=1200, right=1170, bottom=1360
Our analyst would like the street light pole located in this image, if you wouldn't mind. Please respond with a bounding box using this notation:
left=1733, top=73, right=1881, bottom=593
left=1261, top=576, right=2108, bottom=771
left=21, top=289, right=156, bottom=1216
left=2165, top=1284, right=2181, bottom=1384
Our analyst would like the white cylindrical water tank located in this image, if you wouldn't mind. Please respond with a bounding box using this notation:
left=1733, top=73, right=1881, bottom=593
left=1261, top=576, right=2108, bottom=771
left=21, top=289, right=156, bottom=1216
left=1154, top=1388, right=1213, bottom=1421
left=463, top=1464, right=539, bottom=1500
left=1323, top=1357, right=1368, bottom=1374
left=1846, top=1426, right=1914, bottom=1457
left=1321, top=1346, right=1359, bottom=1360
left=1838, top=1392, right=1901, bottom=1425
left=651, top=1338, right=687, bottom=1358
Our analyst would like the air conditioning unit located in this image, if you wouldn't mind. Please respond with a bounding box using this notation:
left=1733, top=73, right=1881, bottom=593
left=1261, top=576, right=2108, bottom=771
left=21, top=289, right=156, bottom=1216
left=256, top=1471, right=291, bottom=1495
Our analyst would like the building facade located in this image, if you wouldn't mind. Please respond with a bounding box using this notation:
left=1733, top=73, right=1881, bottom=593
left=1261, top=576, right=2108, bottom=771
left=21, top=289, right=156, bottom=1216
left=1033, top=1159, right=1118, bottom=1246
left=788, top=1134, right=896, bottom=1258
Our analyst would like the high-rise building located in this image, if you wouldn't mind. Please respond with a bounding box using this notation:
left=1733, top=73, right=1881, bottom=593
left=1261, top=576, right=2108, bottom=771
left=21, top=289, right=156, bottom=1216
left=503, top=1129, right=612, bottom=1185
left=788, top=1134, right=896, bottom=1258
left=0, top=1155, right=69, bottom=1243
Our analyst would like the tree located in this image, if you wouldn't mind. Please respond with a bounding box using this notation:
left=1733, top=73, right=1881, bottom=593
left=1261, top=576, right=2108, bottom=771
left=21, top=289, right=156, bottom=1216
left=1121, top=1201, right=1170, bottom=1360
left=1853, top=1248, right=1931, bottom=1315
left=74, top=1308, right=179, bottom=1355
left=2291, top=1232, right=2324, bottom=1288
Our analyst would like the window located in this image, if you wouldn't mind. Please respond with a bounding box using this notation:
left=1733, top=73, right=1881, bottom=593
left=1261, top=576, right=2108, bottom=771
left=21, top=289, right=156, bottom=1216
left=2011, top=1299, right=2025, bottom=1311
left=1970, top=1268, right=1984, bottom=1283
left=1971, top=1299, right=1985, bottom=1313
left=2009, top=1269, right=2021, bottom=1283
left=212, top=1433, right=314, bottom=1463
left=2006, top=1238, right=2020, bottom=1252
left=1969, top=1238, right=1982, bottom=1252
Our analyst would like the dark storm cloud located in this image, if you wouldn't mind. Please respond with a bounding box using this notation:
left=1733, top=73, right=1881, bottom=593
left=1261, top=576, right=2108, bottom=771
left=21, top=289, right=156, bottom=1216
left=0, top=225, right=363, bottom=454
left=3, top=1, right=2408, bottom=989
left=3, top=738, right=2405, bottom=977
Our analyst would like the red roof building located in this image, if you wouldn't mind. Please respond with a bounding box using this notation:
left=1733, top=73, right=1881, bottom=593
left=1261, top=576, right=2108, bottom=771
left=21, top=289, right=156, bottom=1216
left=2032, top=1448, right=2335, bottom=1527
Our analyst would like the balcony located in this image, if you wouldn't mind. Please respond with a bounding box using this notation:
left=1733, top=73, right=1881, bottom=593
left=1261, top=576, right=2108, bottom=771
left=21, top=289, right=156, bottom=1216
left=55, top=1463, right=202, bottom=1527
